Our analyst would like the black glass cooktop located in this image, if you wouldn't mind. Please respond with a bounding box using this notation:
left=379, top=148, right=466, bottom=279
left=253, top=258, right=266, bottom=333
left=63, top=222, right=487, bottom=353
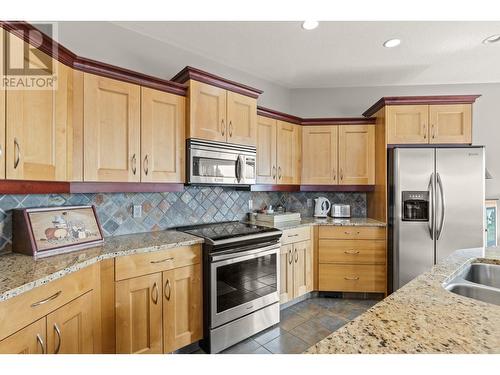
left=178, top=221, right=279, bottom=241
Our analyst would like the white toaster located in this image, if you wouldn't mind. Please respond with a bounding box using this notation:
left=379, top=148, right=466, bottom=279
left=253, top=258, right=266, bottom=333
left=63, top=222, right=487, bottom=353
left=331, top=204, right=351, bottom=218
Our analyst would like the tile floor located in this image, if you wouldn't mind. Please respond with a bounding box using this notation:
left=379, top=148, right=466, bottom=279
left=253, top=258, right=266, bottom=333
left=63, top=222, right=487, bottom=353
left=193, top=296, right=379, bottom=354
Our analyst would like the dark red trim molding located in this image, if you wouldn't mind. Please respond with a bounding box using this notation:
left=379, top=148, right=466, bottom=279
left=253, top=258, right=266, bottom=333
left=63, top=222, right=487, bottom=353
left=251, top=185, right=299, bottom=192
left=0, top=180, right=70, bottom=194
left=256, top=106, right=302, bottom=124
left=0, top=21, right=188, bottom=96
left=70, top=182, right=185, bottom=193
left=300, top=185, right=375, bottom=192
left=362, top=95, right=482, bottom=118
left=301, top=117, right=376, bottom=125
left=171, top=66, right=263, bottom=99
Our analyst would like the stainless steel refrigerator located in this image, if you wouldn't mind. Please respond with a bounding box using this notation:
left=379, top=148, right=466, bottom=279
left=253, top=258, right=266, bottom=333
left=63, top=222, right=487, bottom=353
left=390, top=147, right=485, bottom=290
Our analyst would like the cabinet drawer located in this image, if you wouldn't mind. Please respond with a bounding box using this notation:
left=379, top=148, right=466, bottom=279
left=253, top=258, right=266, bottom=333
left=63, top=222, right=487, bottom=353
left=319, top=264, right=385, bottom=293
left=319, top=226, right=385, bottom=240
left=115, top=244, right=201, bottom=281
left=319, top=240, right=386, bottom=264
left=0, top=264, right=98, bottom=341
left=281, top=227, right=311, bottom=245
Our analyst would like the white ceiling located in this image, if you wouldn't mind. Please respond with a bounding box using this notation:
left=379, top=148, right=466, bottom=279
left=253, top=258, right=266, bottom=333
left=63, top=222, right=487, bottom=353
left=110, top=21, right=500, bottom=89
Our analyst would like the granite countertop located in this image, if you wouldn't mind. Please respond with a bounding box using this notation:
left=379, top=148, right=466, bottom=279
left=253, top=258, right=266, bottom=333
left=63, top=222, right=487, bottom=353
left=254, top=217, right=386, bottom=230
left=306, top=246, right=500, bottom=354
left=0, top=230, right=203, bottom=302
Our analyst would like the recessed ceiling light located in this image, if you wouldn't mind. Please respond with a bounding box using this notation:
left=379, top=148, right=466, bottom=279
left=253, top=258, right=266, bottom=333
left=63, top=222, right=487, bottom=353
left=383, top=38, right=401, bottom=48
left=302, top=21, right=319, bottom=31
left=483, top=34, right=500, bottom=44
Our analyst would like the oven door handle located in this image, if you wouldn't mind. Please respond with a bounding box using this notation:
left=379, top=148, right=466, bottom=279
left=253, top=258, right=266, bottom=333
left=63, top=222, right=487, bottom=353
left=211, top=245, right=280, bottom=265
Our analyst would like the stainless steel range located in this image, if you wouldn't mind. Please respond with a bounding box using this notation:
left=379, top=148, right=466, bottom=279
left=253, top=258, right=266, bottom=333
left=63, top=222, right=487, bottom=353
left=178, top=221, right=282, bottom=353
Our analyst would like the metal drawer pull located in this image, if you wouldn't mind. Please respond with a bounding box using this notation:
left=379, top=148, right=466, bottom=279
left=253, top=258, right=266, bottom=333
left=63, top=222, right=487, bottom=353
left=14, top=138, right=21, bottom=169
left=344, top=250, right=360, bottom=255
left=344, top=276, right=360, bottom=281
left=54, top=323, right=62, bottom=354
left=164, top=279, right=171, bottom=301
left=344, top=231, right=360, bottom=235
left=36, top=334, right=45, bottom=354
left=31, top=290, right=62, bottom=307
left=150, top=257, right=174, bottom=264
left=131, top=154, right=137, bottom=175
left=288, top=234, right=299, bottom=238
left=152, top=282, right=159, bottom=304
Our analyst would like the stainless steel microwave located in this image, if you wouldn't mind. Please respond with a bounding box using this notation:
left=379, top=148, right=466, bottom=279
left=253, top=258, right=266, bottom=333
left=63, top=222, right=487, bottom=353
left=187, top=139, right=256, bottom=185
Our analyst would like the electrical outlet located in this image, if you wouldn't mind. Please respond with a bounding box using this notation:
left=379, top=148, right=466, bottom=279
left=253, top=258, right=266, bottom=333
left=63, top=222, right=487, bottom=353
left=307, top=198, right=312, bottom=208
left=133, top=205, right=142, bottom=218
left=248, top=199, right=253, bottom=210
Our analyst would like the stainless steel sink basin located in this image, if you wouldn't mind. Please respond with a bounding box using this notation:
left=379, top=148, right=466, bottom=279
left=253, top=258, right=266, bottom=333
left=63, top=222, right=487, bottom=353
left=443, top=263, right=500, bottom=306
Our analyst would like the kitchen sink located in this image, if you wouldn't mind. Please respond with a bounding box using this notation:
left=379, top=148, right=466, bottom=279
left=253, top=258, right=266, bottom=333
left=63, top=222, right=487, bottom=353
left=443, top=263, right=500, bottom=306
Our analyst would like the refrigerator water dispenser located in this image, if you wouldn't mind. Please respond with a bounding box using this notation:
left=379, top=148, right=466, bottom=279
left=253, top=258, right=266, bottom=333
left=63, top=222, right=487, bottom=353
left=402, top=191, right=429, bottom=221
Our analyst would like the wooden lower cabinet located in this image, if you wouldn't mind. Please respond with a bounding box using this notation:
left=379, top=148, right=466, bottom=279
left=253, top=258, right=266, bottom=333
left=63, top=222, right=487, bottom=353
left=0, top=318, right=46, bottom=354
left=46, top=291, right=96, bottom=354
left=162, top=264, right=202, bottom=353
left=319, top=264, right=385, bottom=293
left=280, top=240, right=312, bottom=304
left=115, top=273, right=163, bottom=354
left=279, top=244, right=294, bottom=304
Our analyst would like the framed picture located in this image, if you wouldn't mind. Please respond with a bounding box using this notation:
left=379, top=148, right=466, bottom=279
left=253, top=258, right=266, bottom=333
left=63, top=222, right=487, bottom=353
left=12, top=205, right=104, bottom=258
left=485, top=200, right=498, bottom=248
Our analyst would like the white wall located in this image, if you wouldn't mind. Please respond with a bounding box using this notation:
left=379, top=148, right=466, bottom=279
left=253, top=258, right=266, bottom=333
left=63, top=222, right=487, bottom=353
left=290, top=83, right=500, bottom=200
left=55, top=22, right=292, bottom=113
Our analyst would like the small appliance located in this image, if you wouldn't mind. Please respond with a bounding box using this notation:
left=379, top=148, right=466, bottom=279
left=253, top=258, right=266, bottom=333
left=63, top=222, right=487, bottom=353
left=331, top=204, right=351, bottom=218
left=314, top=197, right=331, bottom=218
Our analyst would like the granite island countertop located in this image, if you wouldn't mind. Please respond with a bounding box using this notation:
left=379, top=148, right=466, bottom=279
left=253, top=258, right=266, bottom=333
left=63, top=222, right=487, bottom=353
left=0, top=230, right=204, bottom=302
left=306, top=246, right=500, bottom=354
left=253, top=217, right=386, bottom=230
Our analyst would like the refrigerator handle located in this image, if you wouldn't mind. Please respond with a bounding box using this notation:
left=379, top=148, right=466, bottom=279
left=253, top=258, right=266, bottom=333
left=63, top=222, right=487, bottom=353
left=427, top=172, right=434, bottom=240
left=436, top=172, right=446, bottom=240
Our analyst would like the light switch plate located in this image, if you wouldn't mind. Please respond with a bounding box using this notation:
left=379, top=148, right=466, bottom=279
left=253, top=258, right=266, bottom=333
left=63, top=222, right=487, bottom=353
left=248, top=200, right=253, bottom=210
left=307, top=199, right=312, bottom=208
left=133, top=205, right=142, bottom=218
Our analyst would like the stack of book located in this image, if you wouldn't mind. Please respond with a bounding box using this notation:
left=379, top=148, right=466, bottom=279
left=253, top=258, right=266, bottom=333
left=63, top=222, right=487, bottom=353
left=255, top=212, right=301, bottom=225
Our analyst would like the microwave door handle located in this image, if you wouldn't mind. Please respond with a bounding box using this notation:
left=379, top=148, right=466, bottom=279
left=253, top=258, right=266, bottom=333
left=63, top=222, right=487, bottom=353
left=235, top=155, right=241, bottom=182
left=428, top=172, right=434, bottom=240
left=239, top=155, right=246, bottom=183
left=436, top=172, right=446, bottom=240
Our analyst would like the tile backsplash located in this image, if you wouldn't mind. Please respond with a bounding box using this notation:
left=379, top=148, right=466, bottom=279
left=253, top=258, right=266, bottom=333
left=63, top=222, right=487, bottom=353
left=0, top=187, right=366, bottom=251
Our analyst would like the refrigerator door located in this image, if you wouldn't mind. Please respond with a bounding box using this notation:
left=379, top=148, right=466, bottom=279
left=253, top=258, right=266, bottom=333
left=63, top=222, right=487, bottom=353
left=393, top=148, right=435, bottom=289
left=435, top=147, right=485, bottom=262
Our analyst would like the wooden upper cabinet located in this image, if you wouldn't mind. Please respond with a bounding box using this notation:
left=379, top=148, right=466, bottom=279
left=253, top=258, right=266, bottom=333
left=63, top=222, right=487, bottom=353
left=429, top=104, right=472, bottom=144
left=301, top=126, right=338, bottom=185
left=256, top=115, right=277, bottom=184
left=115, top=273, right=163, bottom=354
left=276, top=121, right=301, bottom=184
left=338, top=125, right=375, bottom=185
left=386, top=105, right=429, bottom=144
left=162, top=264, right=202, bottom=353
left=187, top=80, right=226, bottom=142
left=226, top=91, right=257, bottom=146
left=0, top=318, right=46, bottom=354
left=141, top=87, right=185, bottom=183
left=84, top=73, right=141, bottom=182
left=46, top=291, right=95, bottom=354
left=5, top=33, right=77, bottom=181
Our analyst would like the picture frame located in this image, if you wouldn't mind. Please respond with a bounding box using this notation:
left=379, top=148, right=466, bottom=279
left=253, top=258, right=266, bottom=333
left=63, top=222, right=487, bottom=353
left=12, top=205, right=104, bottom=258
left=485, top=199, right=498, bottom=248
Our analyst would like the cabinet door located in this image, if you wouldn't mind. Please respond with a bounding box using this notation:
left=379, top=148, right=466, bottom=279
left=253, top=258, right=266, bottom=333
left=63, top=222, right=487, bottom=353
left=293, top=241, right=313, bottom=298
left=301, top=126, right=338, bottom=184
left=115, top=273, right=163, bottom=354
left=0, top=29, right=4, bottom=179
left=0, top=318, right=46, bottom=354
left=188, top=80, right=226, bottom=142
left=256, top=115, right=277, bottom=184
left=141, top=87, right=185, bottom=182
left=338, top=125, right=375, bottom=185
left=277, top=121, right=301, bottom=184
left=46, top=291, right=95, bottom=354
left=84, top=73, right=141, bottom=182
left=162, top=264, right=202, bottom=353
left=279, top=244, right=294, bottom=304
left=429, top=104, right=472, bottom=144
left=386, top=105, right=429, bottom=144
left=226, top=91, right=257, bottom=146
left=5, top=33, right=72, bottom=181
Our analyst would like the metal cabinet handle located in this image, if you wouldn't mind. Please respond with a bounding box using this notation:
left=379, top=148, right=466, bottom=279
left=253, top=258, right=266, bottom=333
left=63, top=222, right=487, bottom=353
left=344, top=276, right=360, bottom=281
left=131, top=154, right=137, bottom=175
left=164, top=279, right=171, bottom=301
left=14, top=138, right=21, bottom=169
left=423, top=123, right=427, bottom=139
left=344, top=231, right=360, bottom=235
left=431, top=124, right=436, bottom=139
left=229, top=121, right=233, bottom=137
left=150, top=257, right=174, bottom=264
left=31, top=290, right=62, bottom=307
left=294, top=248, right=298, bottom=263
left=343, top=250, right=360, bottom=255
left=144, top=154, right=149, bottom=176
left=288, top=234, right=299, bottom=238
left=333, top=169, right=336, bottom=181
left=288, top=249, right=293, bottom=264
left=436, top=172, right=446, bottom=240
left=152, top=282, right=159, bottom=304
left=221, top=119, right=225, bottom=136
left=272, top=166, right=276, bottom=180
left=36, top=334, right=45, bottom=354
left=54, top=323, right=62, bottom=354
left=278, top=166, right=282, bottom=180
left=340, top=168, right=344, bottom=181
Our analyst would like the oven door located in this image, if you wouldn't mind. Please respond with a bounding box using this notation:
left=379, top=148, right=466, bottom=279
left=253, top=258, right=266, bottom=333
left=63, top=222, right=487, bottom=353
left=210, top=244, right=280, bottom=328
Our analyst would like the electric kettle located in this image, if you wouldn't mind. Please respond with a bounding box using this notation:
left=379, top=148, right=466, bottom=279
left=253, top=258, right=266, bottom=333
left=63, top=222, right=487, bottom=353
left=314, top=197, right=331, bottom=218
